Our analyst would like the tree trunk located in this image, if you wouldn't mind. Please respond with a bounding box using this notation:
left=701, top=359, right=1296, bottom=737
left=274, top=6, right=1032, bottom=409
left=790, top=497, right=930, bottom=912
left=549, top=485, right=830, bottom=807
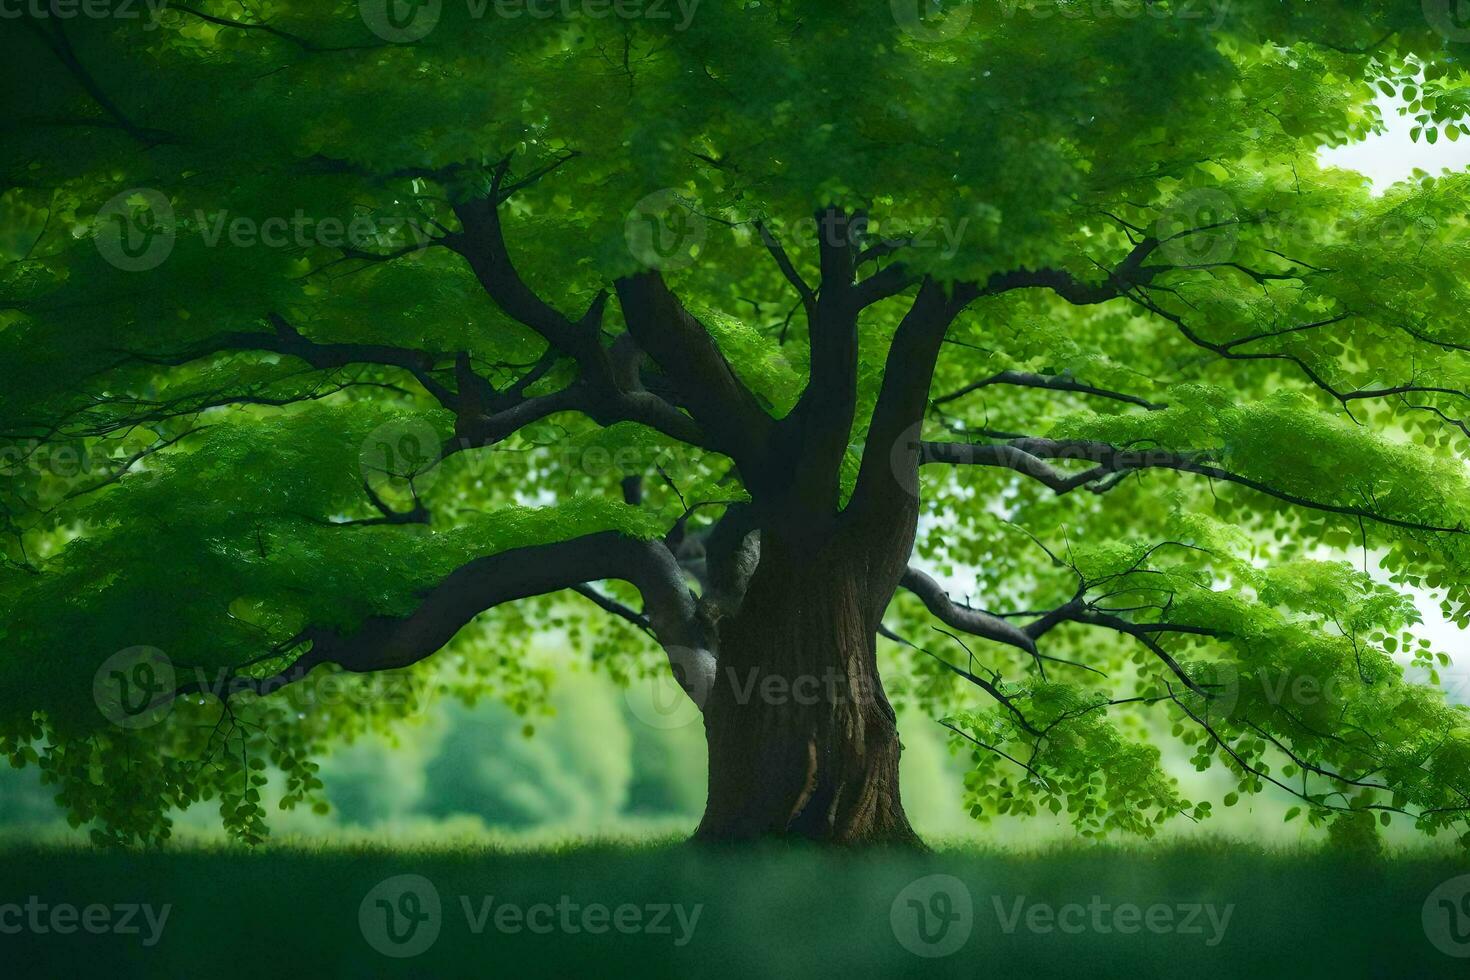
left=693, top=531, right=921, bottom=846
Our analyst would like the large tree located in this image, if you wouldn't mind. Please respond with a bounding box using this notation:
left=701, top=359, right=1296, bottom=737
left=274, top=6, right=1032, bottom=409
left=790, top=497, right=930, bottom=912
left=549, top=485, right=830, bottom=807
left=3, top=1, right=1470, bottom=846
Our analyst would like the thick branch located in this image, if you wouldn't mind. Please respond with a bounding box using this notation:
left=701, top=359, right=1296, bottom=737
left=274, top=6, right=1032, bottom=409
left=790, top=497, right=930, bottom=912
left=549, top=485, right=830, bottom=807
left=846, top=278, right=978, bottom=534
left=613, top=272, right=774, bottom=467
left=450, top=192, right=708, bottom=449
left=774, top=208, right=869, bottom=515
left=186, top=532, right=711, bottom=704
left=898, top=567, right=1037, bottom=655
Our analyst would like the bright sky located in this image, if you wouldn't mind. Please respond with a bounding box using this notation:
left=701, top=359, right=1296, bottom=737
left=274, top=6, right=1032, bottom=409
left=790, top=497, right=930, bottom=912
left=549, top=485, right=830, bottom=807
left=1318, top=98, right=1470, bottom=693
left=1318, top=95, right=1470, bottom=191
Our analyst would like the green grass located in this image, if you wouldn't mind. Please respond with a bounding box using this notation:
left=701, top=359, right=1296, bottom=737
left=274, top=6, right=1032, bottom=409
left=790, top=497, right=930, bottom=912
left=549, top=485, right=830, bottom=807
left=2, top=839, right=1468, bottom=978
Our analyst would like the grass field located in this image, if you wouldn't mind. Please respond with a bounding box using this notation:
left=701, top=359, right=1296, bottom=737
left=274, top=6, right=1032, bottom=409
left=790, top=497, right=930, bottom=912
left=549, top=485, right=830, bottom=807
left=1, top=838, right=1467, bottom=977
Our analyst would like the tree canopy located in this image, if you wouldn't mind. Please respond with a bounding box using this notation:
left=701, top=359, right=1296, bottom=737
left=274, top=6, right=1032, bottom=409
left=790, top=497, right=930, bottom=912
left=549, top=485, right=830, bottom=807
left=3, top=1, right=1470, bottom=846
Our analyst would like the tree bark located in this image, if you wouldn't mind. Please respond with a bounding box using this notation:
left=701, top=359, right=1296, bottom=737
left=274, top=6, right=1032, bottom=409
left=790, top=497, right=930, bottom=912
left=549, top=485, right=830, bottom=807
left=693, top=530, right=921, bottom=846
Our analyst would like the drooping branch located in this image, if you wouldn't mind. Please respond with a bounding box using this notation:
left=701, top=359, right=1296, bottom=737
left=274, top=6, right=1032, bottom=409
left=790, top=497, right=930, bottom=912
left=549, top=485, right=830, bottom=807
left=1128, top=292, right=1470, bottom=431
left=1058, top=607, right=1215, bottom=699
left=878, top=624, right=1043, bottom=737
left=1167, top=683, right=1470, bottom=822
left=169, top=4, right=391, bottom=53
left=570, top=583, right=653, bottom=635
left=921, top=437, right=1468, bottom=535
left=755, top=220, right=817, bottom=323
left=24, top=18, right=175, bottom=146
left=934, top=370, right=1166, bottom=411
left=115, top=314, right=463, bottom=413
